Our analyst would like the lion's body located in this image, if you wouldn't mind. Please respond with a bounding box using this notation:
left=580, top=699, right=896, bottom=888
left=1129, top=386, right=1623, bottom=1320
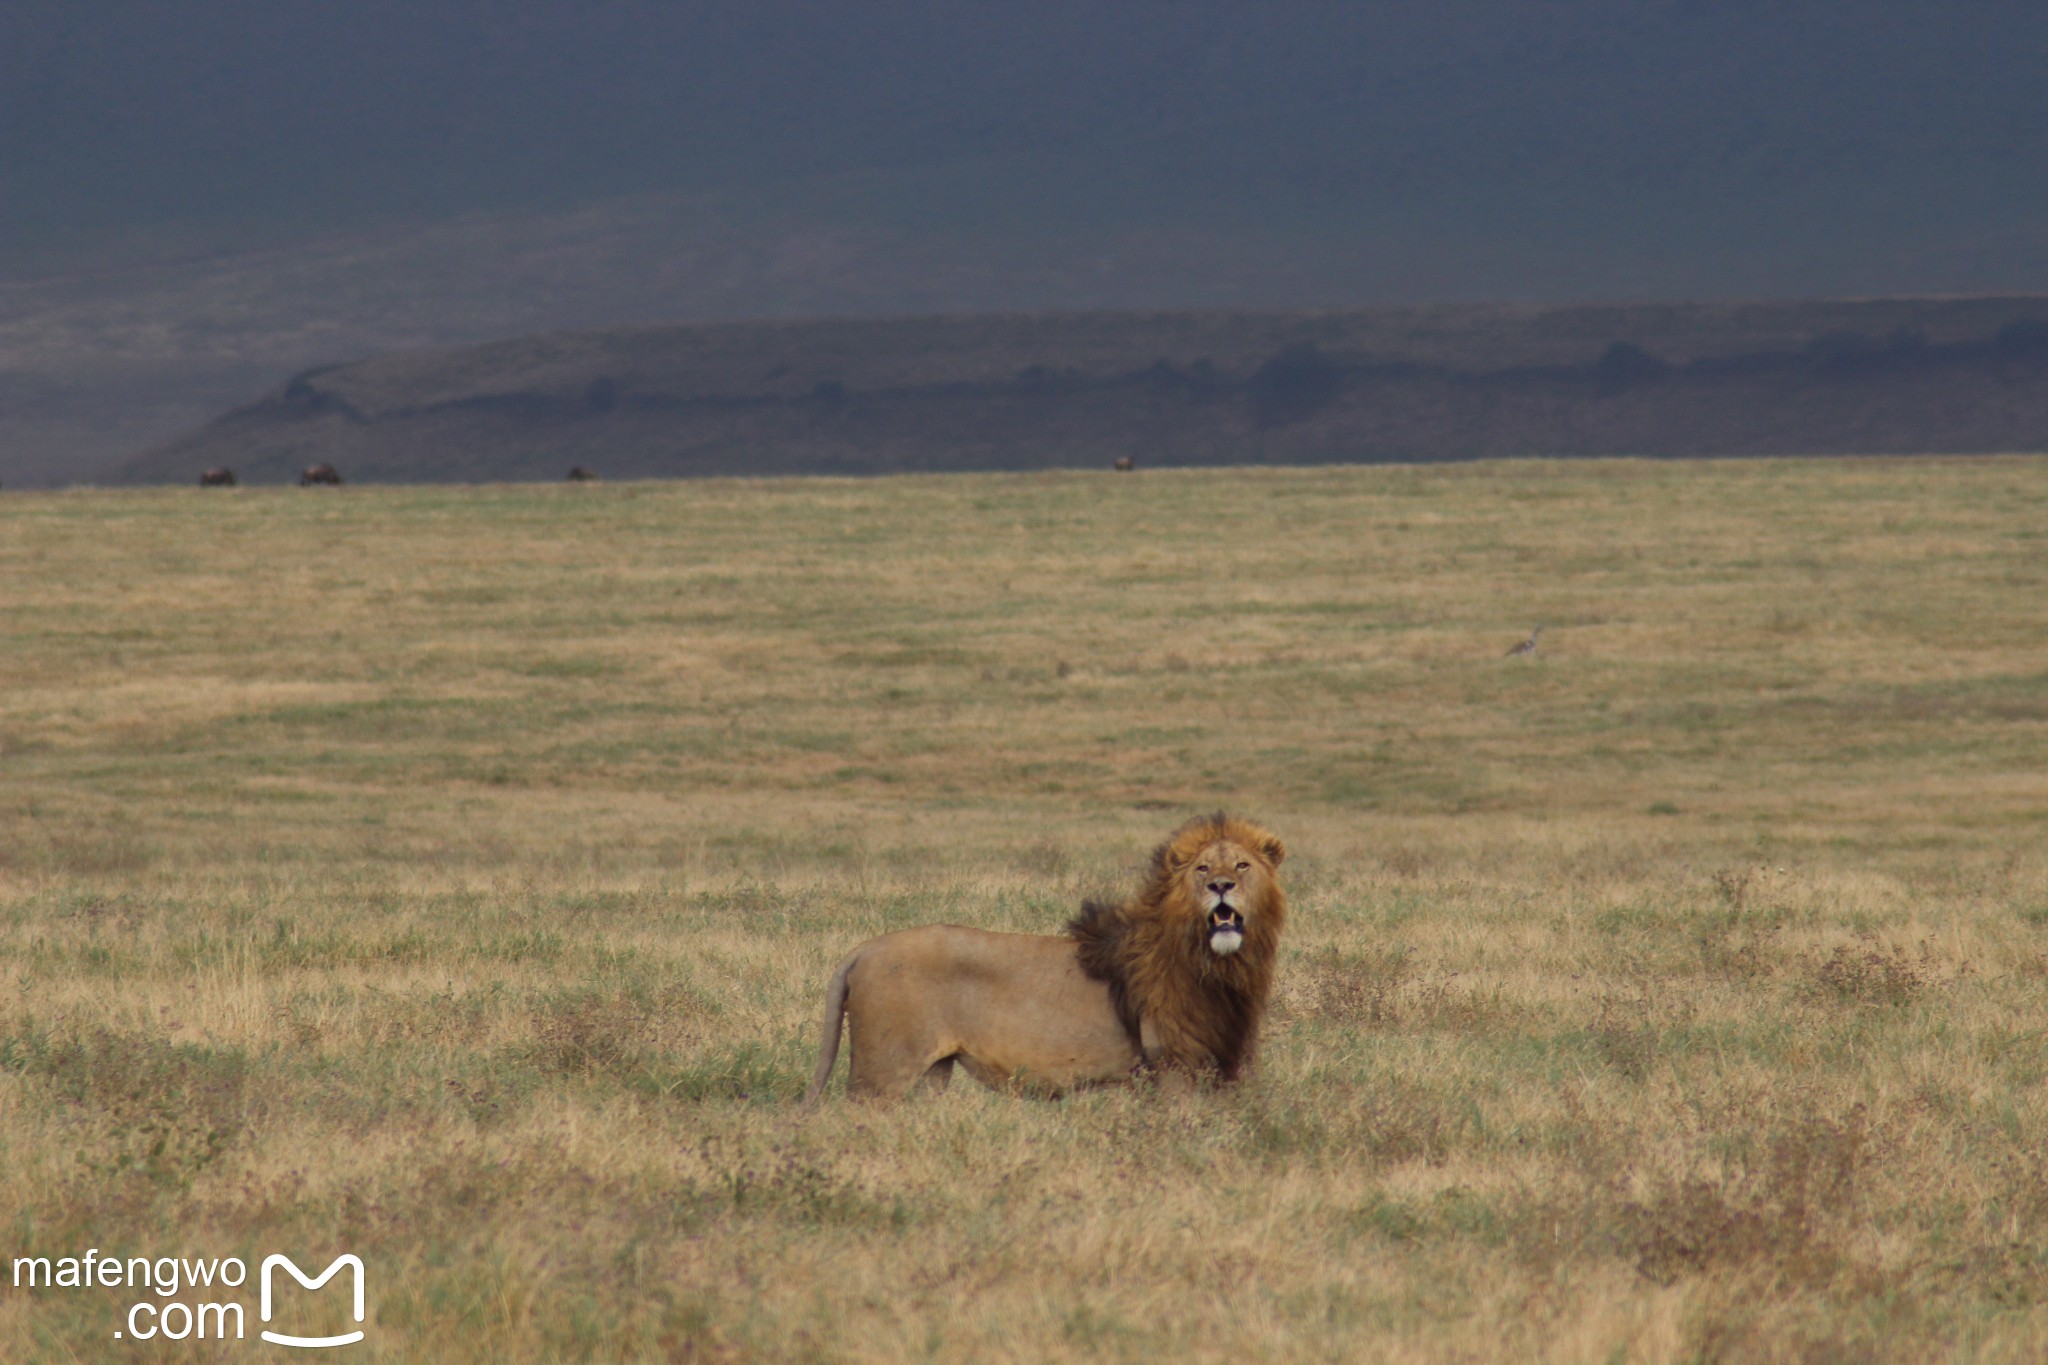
left=803, top=814, right=1287, bottom=1103
left=805, top=926, right=1138, bottom=1100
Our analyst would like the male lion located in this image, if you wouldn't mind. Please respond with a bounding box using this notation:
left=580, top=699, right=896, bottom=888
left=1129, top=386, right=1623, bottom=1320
left=802, top=814, right=1287, bottom=1103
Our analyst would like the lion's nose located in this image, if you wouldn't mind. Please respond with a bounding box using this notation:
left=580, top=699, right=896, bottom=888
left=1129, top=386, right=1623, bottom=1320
left=1208, top=878, right=1235, bottom=895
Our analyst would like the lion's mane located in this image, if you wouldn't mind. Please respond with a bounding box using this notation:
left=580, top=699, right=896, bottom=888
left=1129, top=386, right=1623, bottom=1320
left=1067, top=813, right=1287, bottom=1081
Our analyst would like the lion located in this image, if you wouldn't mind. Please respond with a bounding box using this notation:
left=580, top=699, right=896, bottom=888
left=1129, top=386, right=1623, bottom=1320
left=802, top=813, right=1287, bottom=1103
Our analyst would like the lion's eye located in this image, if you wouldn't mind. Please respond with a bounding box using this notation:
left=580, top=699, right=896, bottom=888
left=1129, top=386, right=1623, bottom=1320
left=1236, top=862, right=1250, bottom=872
left=1195, top=865, right=1209, bottom=875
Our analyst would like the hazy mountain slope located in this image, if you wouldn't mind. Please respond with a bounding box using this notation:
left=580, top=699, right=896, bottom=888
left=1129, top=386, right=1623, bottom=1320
left=117, top=298, right=2048, bottom=485
left=0, top=191, right=1374, bottom=486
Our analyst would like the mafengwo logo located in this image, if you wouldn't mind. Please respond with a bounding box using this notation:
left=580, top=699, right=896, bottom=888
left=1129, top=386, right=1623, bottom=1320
left=260, top=1255, right=366, bottom=1348
left=8, top=1248, right=366, bottom=1347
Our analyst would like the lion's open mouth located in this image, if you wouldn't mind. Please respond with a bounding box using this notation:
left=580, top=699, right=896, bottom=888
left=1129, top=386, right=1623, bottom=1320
left=1207, top=906, right=1245, bottom=955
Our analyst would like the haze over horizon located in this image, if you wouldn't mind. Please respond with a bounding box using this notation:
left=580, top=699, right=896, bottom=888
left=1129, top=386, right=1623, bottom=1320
left=4, top=1, right=2046, bottom=484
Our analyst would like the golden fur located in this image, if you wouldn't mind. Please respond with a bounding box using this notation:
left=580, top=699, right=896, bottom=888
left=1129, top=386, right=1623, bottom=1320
left=802, top=814, right=1287, bottom=1103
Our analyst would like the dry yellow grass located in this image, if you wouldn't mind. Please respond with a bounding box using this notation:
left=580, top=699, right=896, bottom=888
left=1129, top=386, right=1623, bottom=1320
left=3, top=457, right=2048, bottom=1361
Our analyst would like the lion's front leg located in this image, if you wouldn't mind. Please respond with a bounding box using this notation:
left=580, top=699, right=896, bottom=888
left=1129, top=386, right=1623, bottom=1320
left=1138, top=1014, right=1226, bottom=1087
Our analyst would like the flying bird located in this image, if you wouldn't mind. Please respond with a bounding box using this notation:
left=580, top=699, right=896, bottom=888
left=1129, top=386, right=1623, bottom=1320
left=1504, top=625, right=1543, bottom=657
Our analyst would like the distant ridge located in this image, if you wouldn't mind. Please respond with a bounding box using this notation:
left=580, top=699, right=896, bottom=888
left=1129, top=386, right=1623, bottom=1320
left=117, top=298, right=2048, bottom=485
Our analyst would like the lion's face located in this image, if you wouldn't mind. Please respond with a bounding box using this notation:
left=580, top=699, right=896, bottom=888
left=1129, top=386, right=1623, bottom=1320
left=1182, top=836, right=1281, bottom=956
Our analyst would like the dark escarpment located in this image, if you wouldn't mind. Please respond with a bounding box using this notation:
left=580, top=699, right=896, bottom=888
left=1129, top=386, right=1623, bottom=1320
left=116, top=298, right=2048, bottom=484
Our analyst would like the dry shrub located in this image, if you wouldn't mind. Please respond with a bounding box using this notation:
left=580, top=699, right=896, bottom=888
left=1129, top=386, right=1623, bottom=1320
left=1712, top=864, right=1777, bottom=914
left=1626, top=1107, right=1870, bottom=1286
left=1803, top=939, right=1935, bottom=1006
left=1685, top=1312, right=1885, bottom=1365
left=1406, top=974, right=1518, bottom=1031
left=528, top=987, right=708, bottom=1078
left=1694, top=913, right=1782, bottom=983
left=1377, top=846, right=1437, bottom=879
left=694, top=1137, right=909, bottom=1229
left=34, top=824, right=159, bottom=875
left=1011, top=838, right=1071, bottom=878
left=442, top=1077, right=508, bottom=1127
left=361, top=986, right=499, bottom=1047
left=1293, top=945, right=1413, bottom=1024
left=531, top=994, right=648, bottom=1076
left=1235, top=1077, right=1464, bottom=1167
left=1693, top=864, right=1791, bottom=983
left=0, top=1020, right=247, bottom=1190
left=1589, top=995, right=1665, bottom=1081
left=1347, top=1086, right=1461, bottom=1166
left=1962, top=1244, right=2048, bottom=1310
left=1292, top=945, right=1514, bottom=1032
left=67, top=895, right=148, bottom=930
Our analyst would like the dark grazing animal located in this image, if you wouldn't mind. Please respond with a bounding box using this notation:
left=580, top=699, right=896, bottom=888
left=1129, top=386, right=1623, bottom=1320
left=1114, top=456, right=1135, bottom=472
left=566, top=466, right=599, bottom=482
left=199, top=468, right=237, bottom=487
left=299, top=464, right=343, bottom=486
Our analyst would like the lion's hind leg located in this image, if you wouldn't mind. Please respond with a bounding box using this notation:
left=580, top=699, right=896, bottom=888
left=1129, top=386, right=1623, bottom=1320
left=921, top=1055, right=958, bottom=1093
left=844, top=1009, right=960, bottom=1101
left=845, top=1046, right=957, bottom=1100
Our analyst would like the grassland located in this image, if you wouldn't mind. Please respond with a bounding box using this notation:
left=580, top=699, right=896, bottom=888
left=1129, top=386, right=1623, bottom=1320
left=3, top=456, right=2047, bottom=1361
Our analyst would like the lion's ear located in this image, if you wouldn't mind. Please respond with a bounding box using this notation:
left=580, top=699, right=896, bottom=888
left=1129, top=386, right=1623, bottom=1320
left=1260, top=834, right=1286, bottom=866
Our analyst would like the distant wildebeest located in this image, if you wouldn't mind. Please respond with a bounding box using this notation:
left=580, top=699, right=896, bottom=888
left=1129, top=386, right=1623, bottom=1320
left=1114, top=456, right=1135, bottom=472
left=199, top=467, right=237, bottom=487
left=300, top=463, right=343, bottom=486
left=566, top=466, right=598, bottom=482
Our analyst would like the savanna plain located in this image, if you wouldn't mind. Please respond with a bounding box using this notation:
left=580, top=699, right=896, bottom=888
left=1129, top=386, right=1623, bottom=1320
left=3, top=457, right=2048, bottom=1362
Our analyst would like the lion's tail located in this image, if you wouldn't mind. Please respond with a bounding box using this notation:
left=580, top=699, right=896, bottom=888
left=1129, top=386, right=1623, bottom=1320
left=800, top=950, right=860, bottom=1107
